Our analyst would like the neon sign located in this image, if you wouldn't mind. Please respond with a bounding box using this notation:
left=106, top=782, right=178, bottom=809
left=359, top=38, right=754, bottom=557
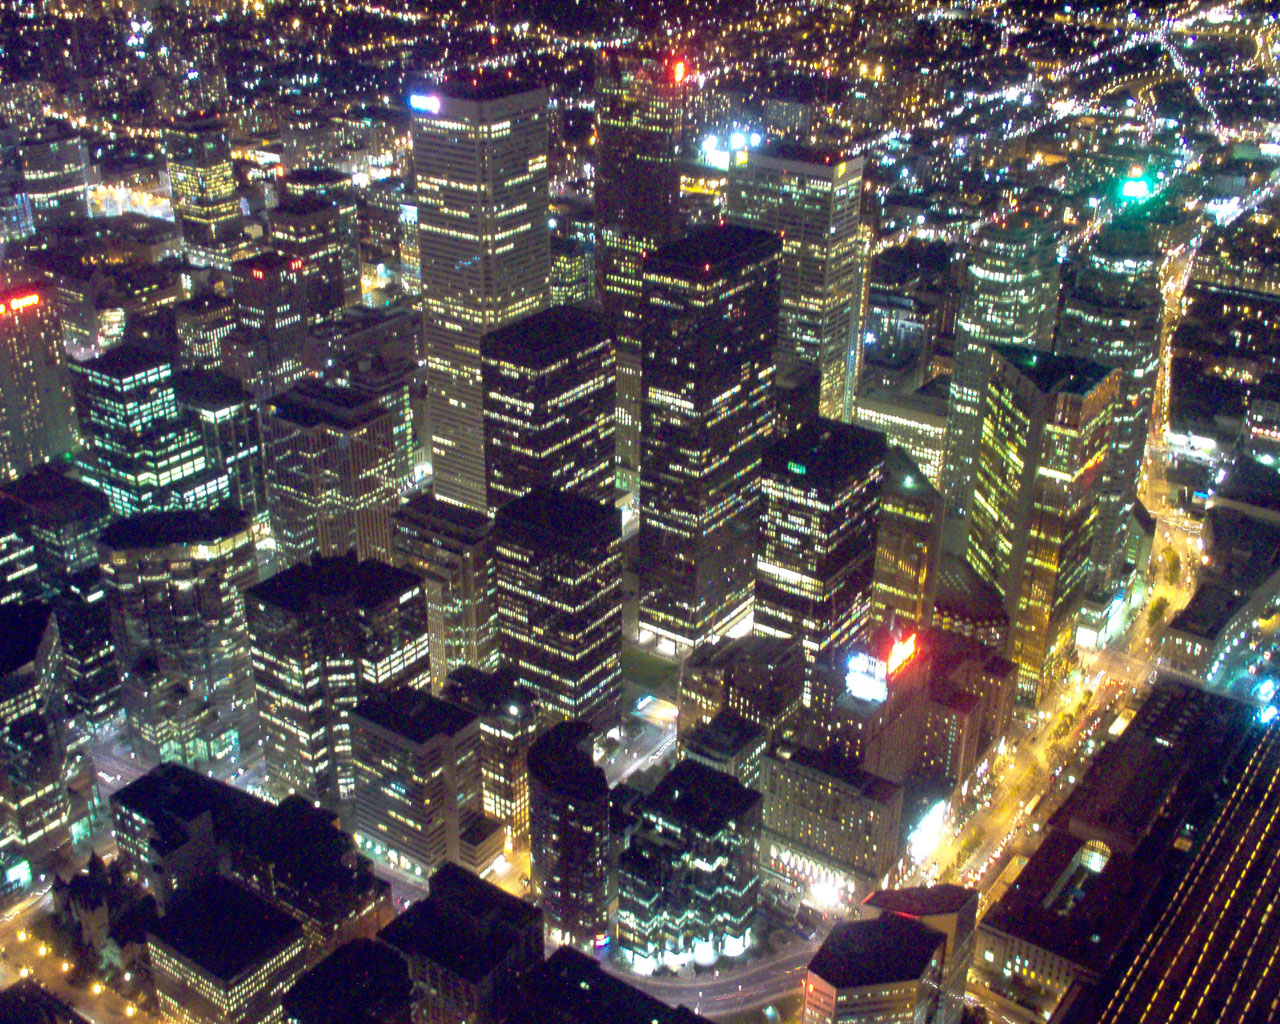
left=845, top=652, right=888, bottom=704
left=409, top=94, right=442, bottom=115
left=886, top=633, right=917, bottom=676
left=3, top=294, right=39, bottom=313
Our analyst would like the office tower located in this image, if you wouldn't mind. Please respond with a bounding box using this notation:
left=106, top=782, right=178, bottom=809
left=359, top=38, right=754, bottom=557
left=967, top=346, right=1118, bottom=706
left=393, top=495, right=497, bottom=691
left=379, top=863, right=543, bottom=1024
left=281, top=169, right=361, bottom=310
left=264, top=379, right=405, bottom=568
left=270, top=194, right=348, bottom=324
left=679, top=635, right=806, bottom=741
left=680, top=711, right=767, bottom=788
left=862, top=885, right=978, bottom=1024
left=760, top=743, right=901, bottom=910
left=164, top=115, right=245, bottom=269
left=18, top=127, right=88, bottom=229
left=757, top=420, right=885, bottom=672
left=174, top=369, right=268, bottom=525
left=246, top=555, right=431, bottom=805
left=595, top=51, right=694, bottom=495
left=283, top=939, right=411, bottom=1024
left=350, top=687, right=496, bottom=876
left=0, top=284, right=79, bottom=481
left=0, top=604, right=70, bottom=857
left=941, top=214, right=1061, bottom=518
left=514, top=947, right=715, bottom=1024
left=228, top=252, right=310, bottom=400
left=527, top=721, right=611, bottom=952
left=176, top=294, right=237, bottom=371
left=617, top=759, right=761, bottom=972
left=550, top=236, right=594, bottom=305
left=855, top=384, right=949, bottom=489
left=729, top=146, right=869, bottom=420
left=639, top=225, right=779, bottom=650
left=1056, top=216, right=1162, bottom=592
left=443, top=666, right=539, bottom=847
left=412, top=77, right=550, bottom=511
left=148, top=875, right=309, bottom=1024
left=493, top=490, right=622, bottom=732
left=99, top=508, right=257, bottom=764
left=326, top=351, right=416, bottom=490
left=73, top=345, right=228, bottom=517
left=871, top=447, right=943, bottom=630
left=482, top=306, right=616, bottom=510
left=0, top=504, right=39, bottom=606
left=803, top=915, right=945, bottom=1024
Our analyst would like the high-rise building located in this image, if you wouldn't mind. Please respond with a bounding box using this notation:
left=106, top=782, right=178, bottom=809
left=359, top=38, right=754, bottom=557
left=0, top=503, right=40, bottom=606
left=0, top=284, right=80, bottom=481
left=941, top=214, right=1061, bottom=519
left=443, top=666, right=539, bottom=848
left=148, top=874, right=309, bottom=1024
left=174, top=369, right=268, bottom=525
left=638, top=224, right=779, bottom=651
left=871, top=447, right=943, bottom=630
left=228, top=251, right=310, bottom=401
left=281, top=169, right=361, bottom=311
left=263, top=379, right=405, bottom=568
left=412, top=77, right=550, bottom=511
left=967, top=346, right=1118, bottom=705
left=269, top=195, right=348, bottom=325
left=679, top=635, right=806, bottom=741
left=378, top=863, right=543, bottom=1024
left=282, top=939, right=411, bottom=1024
left=595, top=51, right=694, bottom=496
left=493, top=490, right=622, bottom=732
left=802, top=915, right=945, bottom=1024
left=756, top=420, right=885, bottom=674
left=247, top=554, right=431, bottom=805
left=0, top=604, right=70, bottom=857
left=392, top=495, right=497, bottom=691
left=349, top=687, right=492, bottom=876
left=1056, top=216, right=1162, bottom=592
left=527, top=721, right=611, bottom=952
left=18, top=127, right=88, bottom=229
left=175, top=295, right=236, bottom=371
left=855, top=384, right=949, bottom=489
left=482, top=305, right=616, bottom=510
left=73, top=345, right=228, bottom=517
left=164, top=115, right=245, bottom=269
left=99, top=508, right=257, bottom=764
left=729, top=145, right=869, bottom=420
left=617, top=759, right=761, bottom=972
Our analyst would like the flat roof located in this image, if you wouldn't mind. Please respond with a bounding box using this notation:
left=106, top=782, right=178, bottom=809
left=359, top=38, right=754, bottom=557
left=684, top=711, right=765, bottom=759
left=526, top=721, right=609, bottom=803
left=771, top=743, right=900, bottom=806
left=484, top=305, right=604, bottom=369
left=864, top=884, right=976, bottom=919
left=352, top=687, right=476, bottom=745
left=147, top=875, right=301, bottom=985
left=763, top=418, right=886, bottom=491
left=1167, top=583, right=1248, bottom=640
left=809, top=915, right=943, bottom=990
left=0, top=603, right=52, bottom=679
left=283, top=939, right=411, bottom=1024
left=98, top=507, right=251, bottom=551
left=649, top=223, right=780, bottom=274
left=493, top=488, right=620, bottom=554
left=991, top=344, right=1115, bottom=398
left=247, top=554, right=421, bottom=619
left=78, top=343, right=168, bottom=381
left=644, top=759, right=761, bottom=834
left=434, top=75, right=543, bottom=102
left=2, top=465, right=110, bottom=525
left=517, top=947, right=710, bottom=1024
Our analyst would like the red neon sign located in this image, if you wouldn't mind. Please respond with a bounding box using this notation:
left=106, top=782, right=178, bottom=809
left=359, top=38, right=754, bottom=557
left=886, top=633, right=917, bottom=677
left=673, top=60, right=687, bottom=84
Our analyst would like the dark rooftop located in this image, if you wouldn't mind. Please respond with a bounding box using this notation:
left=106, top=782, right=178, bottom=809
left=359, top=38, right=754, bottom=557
left=882, top=446, right=939, bottom=503
left=685, top=711, right=765, bottom=760
left=644, top=759, right=761, bottom=835
left=2, top=465, right=110, bottom=525
left=808, top=915, right=943, bottom=990
left=1213, top=455, right=1280, bottom=520
left=271, top=193, right=337, bottom=218
left=268, top=380, right=389, bottom=430
left=1167, top=584, right=1249, bottom=640
left=378, top=862, right=541, bottom=985
left=991, top=344, right=1115, bottom=398
left=771, top=743, right=900, bottom=806
left=483, top=305, right=604, bottom=370
left=649, top=223, right=780, bottom=274
left=98, top=506, right=251, bottom=551
left=147, top=875, right=302, bottom=984
left=763, top=419, right=887, bottom=492
left=435, top=75, right=544, bottom=102
left=934, top=553, right=1007, bottom=625
left=526, top=720, right=608, bottom=803
left=394, top=493, right=492, bottom=539
left=0, top=603, right=53, bottom=679
left=352, top=687, right=476, bottom=745
left=172, top=368, right=252, bottom=409
left=0, top=978, right=92, bottom=1024
left=246, top=553, right=422, bottom=620
left=493, top=488, right=620, bottom=555
left=516, top=947, right=710, bottom=1024
left=77, top=343, right=168, bottom=381
left=283, top=939, right=411, bottom=1024
left=863, top=884, right=977, bottom=919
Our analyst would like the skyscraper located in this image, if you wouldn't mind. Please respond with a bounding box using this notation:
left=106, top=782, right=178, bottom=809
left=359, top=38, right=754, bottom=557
left=175, top=295, right=236, bottom=371
left=412, top=77, right=550, bottom=511
left=73, top=345, right=228, bottom=517
left=228, top=251, right=310, bottom=401
left=595, top=51, right=694, bottom=496
left=269, top=194, right=348, bottom=325
left=263, top=379, right=405, bottom=568
left=174, top=369, right=268, bottom=525
left=247, top=554, right=431, bottom=805
left=1056, top=215, right=1162, bottom=592
left=18, top=127, right=88, bottom=229
left=281, top=169, right=361, bottom=310
left=164, top=115, right=245, bottom=269
left=527, top=721, right=611, bottom=952
left=871, top=446, right=943, bottom=630
left=966, top=346, right=1117, bottom=705
left=482, top=305, right=616, bottom=510
left=729, top=145, right=870, bottom=420
left=638, top=224, right=779, bottom=651
left=99, top=508, right=258, bottom=764
left=0, top=283, right=80, bottom=481
left=756, top=420, right=885, bottom=677
left=942, top=214, right=1061, bottom=520
left=493, top=489, right=622, bottom=732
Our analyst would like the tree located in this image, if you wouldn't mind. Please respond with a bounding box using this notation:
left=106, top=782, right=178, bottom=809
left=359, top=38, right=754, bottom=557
left=1164, top=550, right=1182, bottom=587
left=1148, top=596, right=1170, bottom=629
